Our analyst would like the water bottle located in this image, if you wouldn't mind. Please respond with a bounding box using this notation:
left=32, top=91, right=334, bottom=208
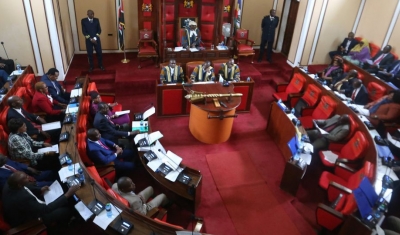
left=16, top=63, right=21, bottom=73
left=144, top=122, right=148, bottom=132
left=140, top=120, right=144, bottom=132
left=106, top=203, right=112, bottom=218
left=67, top=158, right=73, bottom=171
left=323, top=80, right=327, bottom=86
left=291, top=108, right=295, bottom=115
left=247, top=77, right=251, bottom=82
left=78, top=168, right=85, bottom=184
left=277, top=99, right=282, bottom=104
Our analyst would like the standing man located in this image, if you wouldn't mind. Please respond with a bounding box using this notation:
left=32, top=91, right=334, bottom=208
left=258, top=9, right=279, bottom=63
left=81, top=10, right=104, bottom=72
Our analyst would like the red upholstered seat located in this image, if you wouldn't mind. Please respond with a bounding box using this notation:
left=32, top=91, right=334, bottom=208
left=212, top=59, right=228, bottom=74
left=87, top=82, right=98, bottom=93
left=369, top=43, right=380, bottom=58
left=81, top=96, right=91, bottom=116
left=343, top=63, right=349, bottom=72
left=138, top=29, right=158, bottom=69
left=358, top=72, right=364, bottom=80
left=302, top=84, right=321, bottom=107
left=15, top=87, right=33, bottom=112
left=273, top=73, right=306, bottom=102
left=0, top=106, right=9, bottom=128
left=86, top=166, right=116, bottom=189
left=200, top=24, right=214, bottom=47
left=107, top=188, right=130, bottom=207
left=22, top=74, right=36, bottom=96
left=154, top=218, right=184, bottom=230
left=234, top=29, right=255, bottom=64
left=0, top=125, right=8, bottom=155
left=77, top=114, right=88, bottom=133
left=298, top=95, right=337, bottom=129
left=367, top=82, right=386, bottom=101
left=319, top=131, right=369, bottom=168
left=86, top=166, right=105, bottom=187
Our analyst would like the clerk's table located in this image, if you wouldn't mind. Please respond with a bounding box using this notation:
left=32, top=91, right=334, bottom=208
left=186, top=82, right=241, bottom=144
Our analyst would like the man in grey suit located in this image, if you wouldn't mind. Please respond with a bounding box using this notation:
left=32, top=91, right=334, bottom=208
left=112, top=177, right=168, bottom=215
left=306, top=114, right=351, bottom=151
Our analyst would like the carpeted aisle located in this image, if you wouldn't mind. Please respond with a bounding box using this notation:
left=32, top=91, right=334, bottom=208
left=206, top=151, right=302, bottom=235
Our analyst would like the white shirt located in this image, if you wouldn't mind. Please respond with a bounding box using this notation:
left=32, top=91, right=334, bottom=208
left=47, top=95, right=53, bottom=103
left=345, top=40, right=352, bottom=51
left=169, top=67, right=175, bottom=76
left=13, top=108, right=25, bottom=117
left=24, top=186, right=46, bottom=204
left=189, top=30, right=197, bottom=37
left=270, top=16, right=275, bottom=21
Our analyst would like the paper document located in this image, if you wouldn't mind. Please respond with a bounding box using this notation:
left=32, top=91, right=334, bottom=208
left=37, top=144, right=59, bottom=154
left=70, top=88, right=82, bottom=98
left=313, top=121, right=328, bottom=135
left=115, top=110, right=130, bottom=116
left=93, top=205, right=122, bottom=230
left=134, top=131, right=163, bottom=146
left=58, top=163, right=80, bottom=182
left=143, top=106, right=155, bottom=120
left=357, top=107, right=370, bottom=116
left=322, top=85, right=331, bottom=91
left=165, top=167, right=184, bottom=182
left=43, top=180, right=64, bottom=205
left=11, top=70, right=23, bottom=76
left=303, top=142, right=314, bottom=153
left=322, top=151, right=339, bottom=164
left=218, top=74, right=224, bottom=83
left=160, top=151, right=182, bottom=170
left=189, top=48, right=199, bottom=52
left=75, top=201, right=93, bottom=221
left=138, top=140, right=165, bottom=152
left=42, top=121, right=61, bottom=131
left=299, top=153, right=312, bottom=165
left=216, top=45, right=228, bottom=50
left=174, top=47, right=183, bottom=52
left=147, top=158, right=163, bottom=172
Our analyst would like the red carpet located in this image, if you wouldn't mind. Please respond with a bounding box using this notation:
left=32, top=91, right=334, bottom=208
left=206, top=151, right=302, bottom=235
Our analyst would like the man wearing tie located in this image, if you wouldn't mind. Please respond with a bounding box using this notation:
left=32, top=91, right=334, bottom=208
left=349, top=79, right=369, bottom=105
left=377, top=60, right=400, bottom=88
left=363, top=45, right=394, bottom=74
left=160, top=59, right=184, bottom=84
left=86, top=128, right=135, bottom=177
left=258, top=9, right=279, bottom=63
left=328, top=32, right=359, bottom=59
left=40, top=68, right=70, bottom=105
left=81, top=9, right=104, bottom=72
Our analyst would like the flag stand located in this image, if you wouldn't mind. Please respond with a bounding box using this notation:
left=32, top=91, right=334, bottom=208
left=121, top=32, right=130, bottom=63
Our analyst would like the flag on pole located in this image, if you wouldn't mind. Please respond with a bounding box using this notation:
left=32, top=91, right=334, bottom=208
left=234, top=0, right=243, bottom=30
left=118, top=0, right=125, bottom=50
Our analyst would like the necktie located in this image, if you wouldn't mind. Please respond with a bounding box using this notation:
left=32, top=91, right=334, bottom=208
left=51, top=81, right=60, bottom=94
left=22, top=110, right=42, bottom=131
left=373, top=54, right=385, bottom=65
left=5, top=165, right=36, bottom=182
left=98, top=140, right=109, bottom=150
left=351, top=90, right=356, bottom=100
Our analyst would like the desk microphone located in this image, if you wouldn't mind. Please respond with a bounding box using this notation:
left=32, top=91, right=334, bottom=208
left=158, top=149, right=179, bottom=170
left=59, top=126, right=73, bottom=165
left=1, top=42, right=9, bottom=60
left=87, top=179, right=105, bottom=215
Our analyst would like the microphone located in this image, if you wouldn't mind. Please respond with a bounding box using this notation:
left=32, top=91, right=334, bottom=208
left=87, top=179, right=106, bottom=215
left=158, top=149, right=179, bottom=170
left=1, top=42, right=9, bottom=60
left=59, top=126, right=73, bottom=165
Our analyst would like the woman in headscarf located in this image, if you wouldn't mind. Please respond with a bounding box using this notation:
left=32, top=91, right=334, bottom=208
left=320, top=58, right=344, bottom=85
left=343, top=39, right=371, bottom=66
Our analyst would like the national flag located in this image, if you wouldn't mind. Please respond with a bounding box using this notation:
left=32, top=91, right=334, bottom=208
left=234, top=0, right=243, bottom=29
left=118, top=0, right=125, bottom=50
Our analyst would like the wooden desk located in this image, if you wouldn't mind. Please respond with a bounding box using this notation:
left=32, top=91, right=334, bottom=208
left=187, top=83, right=241, bottom=144
left=156, top=80, right=254, bottom=117
left=164, top=48, right=232, bottom=65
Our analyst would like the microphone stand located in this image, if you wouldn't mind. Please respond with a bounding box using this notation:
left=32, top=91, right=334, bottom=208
left=1, top=42, right=9, bottom=60
left=87, top=180, right=105, bottom=215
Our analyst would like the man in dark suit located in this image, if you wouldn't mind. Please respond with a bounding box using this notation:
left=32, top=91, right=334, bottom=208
left=2, top=171, right=79, bottom=229
left=0, top=153, right=57, bottom=190
left=349, top=79, right=369, bottom=105
left=328, top=32, right=359, bottom=59
left=6, top=96, right=51, bottom=141
left=40, top=68, right=70, bottom=105
left=93, top=102, right=137, bottom=143
left=363, top=45, right=394, bottom=74
left=86, top=128, right=135, bottom=177
left=306, top=114, right=351, bottom=151
left=377, top=60, right=400, bottom=88
left=258, top=9, right=279, bottom=63
left=81, top=9, right=104, bottom=72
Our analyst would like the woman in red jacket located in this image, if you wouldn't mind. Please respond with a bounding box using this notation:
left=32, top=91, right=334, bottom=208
left=32, top=82, right=66, bottom=122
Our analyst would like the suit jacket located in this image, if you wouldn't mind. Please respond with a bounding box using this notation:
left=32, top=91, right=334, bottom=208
left=86, top=138, right=117, bottom=165
left=7, top=108, right=40, bottom=136
left=32, top=92, right=61, bottom=115
left=0, top=159, right=28, bottom=190
left=40, top=74, right=68, bottom=104
left=369, top=103, right=400, bottom=126
left=2, top=183, right=68, bottom=227
left=93, top=112, right=128, bottom=143
left=112, top=183, right=146, bottom=215
left=81, top=17, right=101, bottom=39
left=261, top=15, right=279, bottom=41
left=371, top=51, right=394, bottom=69
left=315, top=115, right=350, bottom=142
left=353, top=85, right=369, bottom=105
left=340, top=38, right=359, bottom=54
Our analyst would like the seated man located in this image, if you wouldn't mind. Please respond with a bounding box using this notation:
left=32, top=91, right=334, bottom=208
left=2, top=171, right=79, bottom=230
left=363, top=45, right=394, bottom=74
left=376, top=60, right=400, bottom=88
left=0, top=69, right=9, bottom=88
left=306, top=114, right=350, bottom=152
left=348, top=79, right=369, bottom=105
left=32, top=82, right=66, bottom=122
left=218, top=58, right=240, bottom=82
left=0, top=153, right=57, bottom=190
left=190, top=61, right=215, bottom=82
left=367, top=91, right=400, bottom=129
left=40, top=68, right=70, bottom=104
left=89, top=91, right=130, bottom=125
left=0, top=59, right=14, bottom=75
left=86, top=128, right=135, bottom=177
left=7, top=96, right=52, bottom=142
left=112, top=176, right=168, bottom=215
left=7, top=118, right=59, bottom=170
left=160, top=59, right=184, bottom=84
left=182, top=21, right=201, bottom=49
left=328, top=32, right=359, bottom=59
left=332, top=69, right=358, bottom=95
left=93, top=102, right=138, bottom=143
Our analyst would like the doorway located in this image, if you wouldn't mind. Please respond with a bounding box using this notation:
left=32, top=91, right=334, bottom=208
left=281, top=0, right=299, bottom=57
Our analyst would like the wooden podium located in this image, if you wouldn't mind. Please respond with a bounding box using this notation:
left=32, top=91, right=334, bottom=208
left=187, top=83, right=241, bottom=144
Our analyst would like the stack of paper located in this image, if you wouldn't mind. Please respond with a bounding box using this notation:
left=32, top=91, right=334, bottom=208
left=115, top=110, right=130, bottom=116
left=134, top=131, right=163, bottom=147
left=93, top=205, right=122, bottom=230
left=189, top=48, right=199, bottom=52
left=43, top=181, right=64, bottom=204
left=70, top=88, right=82, bottom=98
left=174, top=47, right=184, bottom=52
left=216, top=45, right=228, bottom=50
left=143, top=106, right=155, bottom=120
left=146, top=150, right=183, bottom=182
left=42, top=121, right=61, bottom=131
left=37, top=144, right=59, bottom=154
left=75, top=201, right=93, bottom=221
left=58, top=163, right=80, bottom=182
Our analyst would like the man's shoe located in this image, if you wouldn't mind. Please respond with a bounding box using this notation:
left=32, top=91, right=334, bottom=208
left=99, top=66, right=105, bottom=71
left=88, top=67, right=93, bottom=72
